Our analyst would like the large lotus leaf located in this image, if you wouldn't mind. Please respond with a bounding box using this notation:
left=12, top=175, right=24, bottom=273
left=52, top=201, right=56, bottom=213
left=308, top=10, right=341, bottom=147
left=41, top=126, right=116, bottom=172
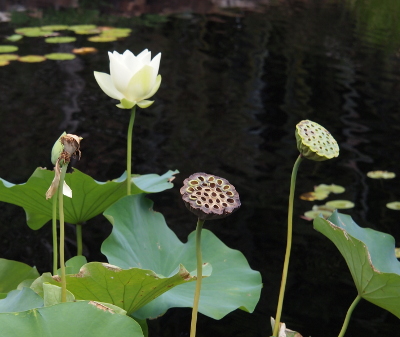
left=314, top=211, right=400, bottom=318
left=0, top=301, right=143, bottom=337
left=0, top=167, right=178, bottom=229
left=101, top=194, right=262, bottom=320
left=31, top=262, right=198, bottom=315
left=0, top=287, right=43, bottom=313
left=0, top=259, right=39, bottom=293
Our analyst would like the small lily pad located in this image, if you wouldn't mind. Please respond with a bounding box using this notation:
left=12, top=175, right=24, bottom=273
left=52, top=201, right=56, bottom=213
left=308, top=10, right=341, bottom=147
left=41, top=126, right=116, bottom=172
left=315, top=183, right=345, bottom=194
left=45, top=37, right=76, bottom=44
left=45, top=53, right=76, bottom=60
left=15, top=27, right=41, bottom=34
left=72, top=47, right=98, bottom=54
left=88, top=35, right=118, bottom=42
left=74, top=29, right=101, bottom=35
left=6, top=34, right=23, bottom=42
left=0, top=54, right=19, bottom=61
left=68, top=24, right=97, bottom=31
left=304, top=210, right=333, bottom=220
left=0, top=60, right=9, bottom=66
left=18, top=55, right=46, bottom=63
left=325, top=200, right=355, bottom=210
left=299, top=191, right=329, bottom=201
left=0, top=45, right=18, bottom=53
left=24, top=30, right=54, bottom=37
left=386, top=202, right=400, bottom=210
left=41, top=25, right=69, bottom=31
left=367, top=170, right=396, bottom=179
left=395, top=248, right=400, bottom=258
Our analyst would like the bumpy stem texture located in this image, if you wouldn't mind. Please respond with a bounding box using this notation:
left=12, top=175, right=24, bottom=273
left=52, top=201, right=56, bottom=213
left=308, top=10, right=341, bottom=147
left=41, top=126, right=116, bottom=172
left=58, top=163, right=68, bottom=303
left=126, top=106, right=136, bottom=195
left=52, top=191, right=58, bottom=275
left=190, top=218, right=205, bottom=337
left=272, top=155, right=303, bottom=336
left=338, top=295, right=362, bottom=337
left=76, top=223, right=83, bottom=256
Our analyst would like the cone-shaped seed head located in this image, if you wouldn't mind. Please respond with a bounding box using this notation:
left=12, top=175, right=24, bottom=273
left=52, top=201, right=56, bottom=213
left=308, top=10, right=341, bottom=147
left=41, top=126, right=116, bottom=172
left=295, top=120, right=339, bottom=161
left=180, top=172, right=241, bottom=220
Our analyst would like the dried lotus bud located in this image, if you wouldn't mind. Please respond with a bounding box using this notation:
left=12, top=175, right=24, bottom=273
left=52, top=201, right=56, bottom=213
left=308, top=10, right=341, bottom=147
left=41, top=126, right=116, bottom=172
left=61, top=134, right=82, bottom=160
left=295, top=120, right=339, bottom=161
left=180, top=173, right=241, bottom=220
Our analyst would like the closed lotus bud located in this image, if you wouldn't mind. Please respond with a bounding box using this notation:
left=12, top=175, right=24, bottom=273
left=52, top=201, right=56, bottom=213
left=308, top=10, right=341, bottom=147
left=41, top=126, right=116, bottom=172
left=180, top=173, right=241, bottom=220
left=295, top=120, right=339, bottom=161
left=51, top=132, right=66, bottom=165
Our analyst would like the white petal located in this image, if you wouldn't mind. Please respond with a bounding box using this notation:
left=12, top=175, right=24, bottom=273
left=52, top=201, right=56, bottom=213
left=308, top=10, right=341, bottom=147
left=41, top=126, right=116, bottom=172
left=143, top=74, right=161, bottom=101
left=94, top=71, right=124, bottom=100
left=109, top=53, right=134, bottom=94
left=148, top=53, right=161, bottom=87
left=126, top=65, right=155, bottom=101
left=63, top=181, right=72, bottom=198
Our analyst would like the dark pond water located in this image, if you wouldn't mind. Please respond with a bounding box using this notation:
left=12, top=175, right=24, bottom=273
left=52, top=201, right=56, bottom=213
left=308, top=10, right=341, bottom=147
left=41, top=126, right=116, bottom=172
left=1, top=1, right=400, bottom=336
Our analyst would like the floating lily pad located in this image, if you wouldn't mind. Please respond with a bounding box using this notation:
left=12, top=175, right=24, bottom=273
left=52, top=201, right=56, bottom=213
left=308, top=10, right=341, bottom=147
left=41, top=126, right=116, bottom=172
left=15, top=27, right=41, bottom=34
left=45, top=37, right=76, bottom=44
left=41, top=25, right=69, bottom=31
left=299, top=190, right=329, bottom=201
left=74, top=29, right=101, bottom=35
left=325, top=200, right=355, bottom=209
left=100, top=29, right=131, bottom=38
left=24, top=30, right=54, bottom=37
left=0, top=45, right=18, bottom=53
left=0, top=61, right=9, bottom=66
left=367, top=170, right=396, bottom=179
left=18, top=55, right=46, bottom=63
left=304, top=210, right=333, bottom=220
left=45, top=53, right=76, bottom=60
left=88, top=35, right=118, bottom=42
left=6, top=34, right=23, bottom=42
left=72, top=47, right=98, bottom=54
left=396, top=248, right=400, bottom=258
left=0, top=54, right=19, bottom=61
left=386, top=201, right=400, bottom=210
left=315, top=183, right=345, bottom=194
left=68, top=24, right=97, bottom=31
left=314, top=211, right=400, bottom=318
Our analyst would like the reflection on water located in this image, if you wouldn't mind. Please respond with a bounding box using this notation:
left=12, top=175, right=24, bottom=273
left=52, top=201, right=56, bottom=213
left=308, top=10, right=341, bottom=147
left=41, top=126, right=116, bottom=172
left=1, top=1, right=400, bottom=336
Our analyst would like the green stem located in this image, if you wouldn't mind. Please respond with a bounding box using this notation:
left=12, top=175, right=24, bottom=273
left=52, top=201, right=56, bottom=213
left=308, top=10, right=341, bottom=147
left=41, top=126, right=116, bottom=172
left=76, top=223, right=82, bottom=256
left=58, top=163, right=68, bottom=303
left=51, top=191, right=58, bottom=275
left=126, top=106, right=136, bottom=195
left=272, top=155, right=303, bottom=337
left=338, top=295, right=362, bottom=337
left=190, top=218, right=205, bottom=337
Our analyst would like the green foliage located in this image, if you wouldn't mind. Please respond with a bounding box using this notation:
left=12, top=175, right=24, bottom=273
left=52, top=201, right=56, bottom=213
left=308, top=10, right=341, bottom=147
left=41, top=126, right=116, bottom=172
left=0, top=301, right=144, bottom=337
left=0, top=259, right=39, bottom=294
left=314, top=211, right=400, bottom=318
left=0, top=168, right=178, bottom=229
left=101, top=194, right=262, bottom=320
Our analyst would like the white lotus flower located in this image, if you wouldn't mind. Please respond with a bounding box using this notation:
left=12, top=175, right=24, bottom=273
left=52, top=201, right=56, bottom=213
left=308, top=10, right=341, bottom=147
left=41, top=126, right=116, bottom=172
left=94, top=49, right=161, bottom=109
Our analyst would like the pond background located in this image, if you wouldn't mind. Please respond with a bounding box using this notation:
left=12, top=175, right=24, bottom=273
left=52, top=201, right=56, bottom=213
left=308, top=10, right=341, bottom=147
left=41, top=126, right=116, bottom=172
left=1, top=0, right=400, bottom=336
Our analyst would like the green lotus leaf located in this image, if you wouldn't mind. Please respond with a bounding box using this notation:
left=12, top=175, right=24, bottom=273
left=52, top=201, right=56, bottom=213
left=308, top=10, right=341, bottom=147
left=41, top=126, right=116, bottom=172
left=68, top=24, right=97, bottom=31
left=45, top=37, right=76, bottom=43
left=88, top=35, right=118, bottom=42
left=43, top=283, right=75, bottom=306
left=325, top=200, right=355, bottom=209
left=45, top=53, right=76, bottom=60
left=24, top=30, right=53, bottom=37
left=0, top=259, right=39, bottom=293
left=367, top=170, right=396, bottom=179
left=14, top=27, right=41, bottom=34
left=0, top=54, right=19, bottom=61
left=6, top=34, right=23, bottom=42
left=0, top=168, right=178, bottom=229
left=315, top=183, right=345, bottom=194
left=304, top=210, right=332, bottom=219
left=32, top=262, right=201, bottom=315
left=18, top=55, right=46, bottom=63
left=74, top=29, right=101, bottom=35
left=0, top=45, right=18, bottom=53
left=101, top=194, right=262, bottom=320
left=386, top=201, right=400, bottom=210
left=0, top=287, right=43, bottom=313
left=314, top=211, right=400, bottom=318
left=0, top=60, right=9, bottom=66
left=41, top=25, right=69, bottom=31
left=0, top=301, right=144, bottom=337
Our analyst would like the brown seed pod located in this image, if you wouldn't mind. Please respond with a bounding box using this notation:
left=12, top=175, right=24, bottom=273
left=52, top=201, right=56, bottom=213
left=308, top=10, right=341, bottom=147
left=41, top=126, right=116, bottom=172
left=180, top=172, right=241, bottom=220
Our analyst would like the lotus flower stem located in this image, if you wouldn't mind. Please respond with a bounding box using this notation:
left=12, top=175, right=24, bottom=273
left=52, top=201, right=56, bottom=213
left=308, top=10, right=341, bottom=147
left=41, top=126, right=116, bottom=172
left=58, top=163, right=68, bottom=302
left=51, top=191, right=58, bottom=275
left=190, top=218, right=205, bottom=337
left=273, top=154, right=303, bottom=337
left=126, top=106, right=136, bottom=195
left=338, top=294, right=362, bottom=337
left=76, top=223, right=83, bottom=256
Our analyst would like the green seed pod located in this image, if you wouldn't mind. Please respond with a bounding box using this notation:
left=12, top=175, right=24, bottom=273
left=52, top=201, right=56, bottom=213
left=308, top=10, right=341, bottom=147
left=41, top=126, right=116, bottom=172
left=295, top=120, right=339, bottom=161
left=51, top=132, right=66, bottom=165
left=180, top=172, right=241, bottom=220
